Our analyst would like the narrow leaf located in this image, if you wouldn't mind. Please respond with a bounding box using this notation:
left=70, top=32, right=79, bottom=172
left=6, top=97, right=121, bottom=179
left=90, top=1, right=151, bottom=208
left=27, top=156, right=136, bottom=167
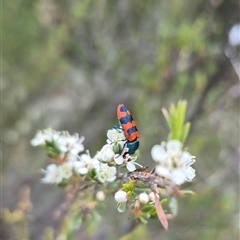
left=162, top=108, right=171, bottom=129
left=181, top=122, right=191, bottom=143
left=154, top=193, right=168, bottom=230
left=169, top=197, right=178, bottom=217
left=176, top=100, right=186, bottom=133
left=169, top=104, right=178, bottom=139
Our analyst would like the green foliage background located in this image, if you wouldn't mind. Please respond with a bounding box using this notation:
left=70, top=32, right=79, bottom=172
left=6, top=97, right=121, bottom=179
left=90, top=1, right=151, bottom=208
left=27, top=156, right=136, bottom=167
left=2, top=0, right=239, bottom=239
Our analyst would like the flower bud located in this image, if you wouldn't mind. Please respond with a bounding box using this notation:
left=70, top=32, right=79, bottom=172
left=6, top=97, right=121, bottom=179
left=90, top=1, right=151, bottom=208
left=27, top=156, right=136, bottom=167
left=149, top=192, right=159, bottom=202
left=96, top=191, right=105, bottom=201
left=114, top=190, right=128, bottom=203
left=134, top=199, right=140, bottom=209
left=113, top=143, right=122, bottom=154
left=99, top=145, right=115, bottom=163
left=138, top=192, right=149, bottom=204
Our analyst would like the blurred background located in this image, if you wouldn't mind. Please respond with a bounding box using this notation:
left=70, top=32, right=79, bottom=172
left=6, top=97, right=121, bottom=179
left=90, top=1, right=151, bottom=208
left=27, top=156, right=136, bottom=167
left=2, top=0, right=239, bottom=239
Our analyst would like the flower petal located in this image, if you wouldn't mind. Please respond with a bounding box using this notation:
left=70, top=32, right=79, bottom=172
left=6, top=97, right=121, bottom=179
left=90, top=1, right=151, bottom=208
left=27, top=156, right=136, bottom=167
left=126, top=162, right=136, bottom=172
left=171, top=169, right=186, bottom=185
left=78, top=167, right=88, bottom=175
left=166, top=140, right=182, bottom=152
left=184, top=167, right=196, bottom=181
left=46, top=164, right=58, bottom=172
left=180, top=151, right=192, bottom=165
left=114, top=154, right=124, bottom=165
left=151, top=145, right=166, bottom=162
left=155, top=165, right=170, bottom=178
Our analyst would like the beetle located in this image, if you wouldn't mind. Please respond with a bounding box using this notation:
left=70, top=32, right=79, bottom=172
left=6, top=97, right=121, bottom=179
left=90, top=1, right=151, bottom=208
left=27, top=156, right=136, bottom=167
left=117, top=104, right=139, bottom=154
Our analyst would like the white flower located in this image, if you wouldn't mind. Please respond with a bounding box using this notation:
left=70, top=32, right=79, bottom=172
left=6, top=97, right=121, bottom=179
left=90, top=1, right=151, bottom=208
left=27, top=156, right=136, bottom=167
left=42, top=164, right=62, bottom=184
left=151, top=144, right=167, bottom=162
left=166, top=140, right=182, bottom=152
left=58, top=133, right=84, bottom=155
left=114, top=154, right=124, bottom=165
left=114, top=154, right=141, bottom=172
left=96, top=191, right=105, bottom=201
left=58, top=162, right=73, bottom=180
left=126, top=158, right=137, bottom=172
left=66, top=154, right=80, bottom=163
left=106, top=128, right=126, bottom=148
left=91, top=154, right=101, bottom=168
left=31, top=129, right=85, bottom=157
left=31, top=132, right=45, bottom=146
left=74, top=162, right=89, bottom=175
left=155, top=165, right=171, bottom=178
left=31, top=128, right=60, bottom=146
left=114, top=190, right=128, bottom=203
left=151, top=140, right=196, bottom=185
left=96, top=163, right=116, bottom=183
left=97, top=144, right=115, bottom=163
left=138, top=192, right=149, bottom=204
left=126, top=155, right=142, bottom=172
left=184, top=166, right=196, bottom=181
left=73, top=153, right=98, bottom=175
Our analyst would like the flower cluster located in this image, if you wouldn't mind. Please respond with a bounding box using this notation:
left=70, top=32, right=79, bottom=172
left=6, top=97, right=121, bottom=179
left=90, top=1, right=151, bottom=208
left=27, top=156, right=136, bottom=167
left=97, top=128, right=141, bottom=172
left=111, top=140, right=196, bottom=229
left=31, top=126, right=141, bottom=185
left=113, top=184, right=167, bottom=227
left=31, top=101, right=197, bottom=231
left=31, top=128, right=85, bottom=154
left=151, top=139, right=196, bottom=185
left=31, top=129, right=120, bottom=184
left=114, top=190, right=158, bottom=204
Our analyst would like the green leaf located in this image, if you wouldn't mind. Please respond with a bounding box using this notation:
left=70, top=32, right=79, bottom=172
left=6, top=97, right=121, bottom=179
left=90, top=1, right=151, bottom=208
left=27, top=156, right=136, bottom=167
left=162, top=108, right=171, bottom=129
left=160, top=198, right=168, bottom=206
left=169, top=104, right=177, bottom=135
left=133, top=182, right=149, bottom=190
left=117, top=203, right=127, bottom=213
left=141, top=205, right=155, bottom=213
left=46, top=147, right=60, bottom=158
left=169, top=197, right=178, bottom=216
left=178, top=101, right=187, bottom=132
left=162, top=100, right=190, bottom=143
left=57, top=181, right=68, bottom=188
left=86, top=168, right=97, bottom=180
left=181, top=122, right=191, bottom=143
left=138, top=216, right=148, bottom=224
left=123, top=181, right=134, bottom=192
left=149, top=207, right=157, bottom=215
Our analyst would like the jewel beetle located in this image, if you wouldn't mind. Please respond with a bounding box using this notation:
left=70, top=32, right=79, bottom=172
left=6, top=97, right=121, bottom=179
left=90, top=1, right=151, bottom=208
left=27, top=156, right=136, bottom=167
left=117, top=104, right=139, bottom=154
